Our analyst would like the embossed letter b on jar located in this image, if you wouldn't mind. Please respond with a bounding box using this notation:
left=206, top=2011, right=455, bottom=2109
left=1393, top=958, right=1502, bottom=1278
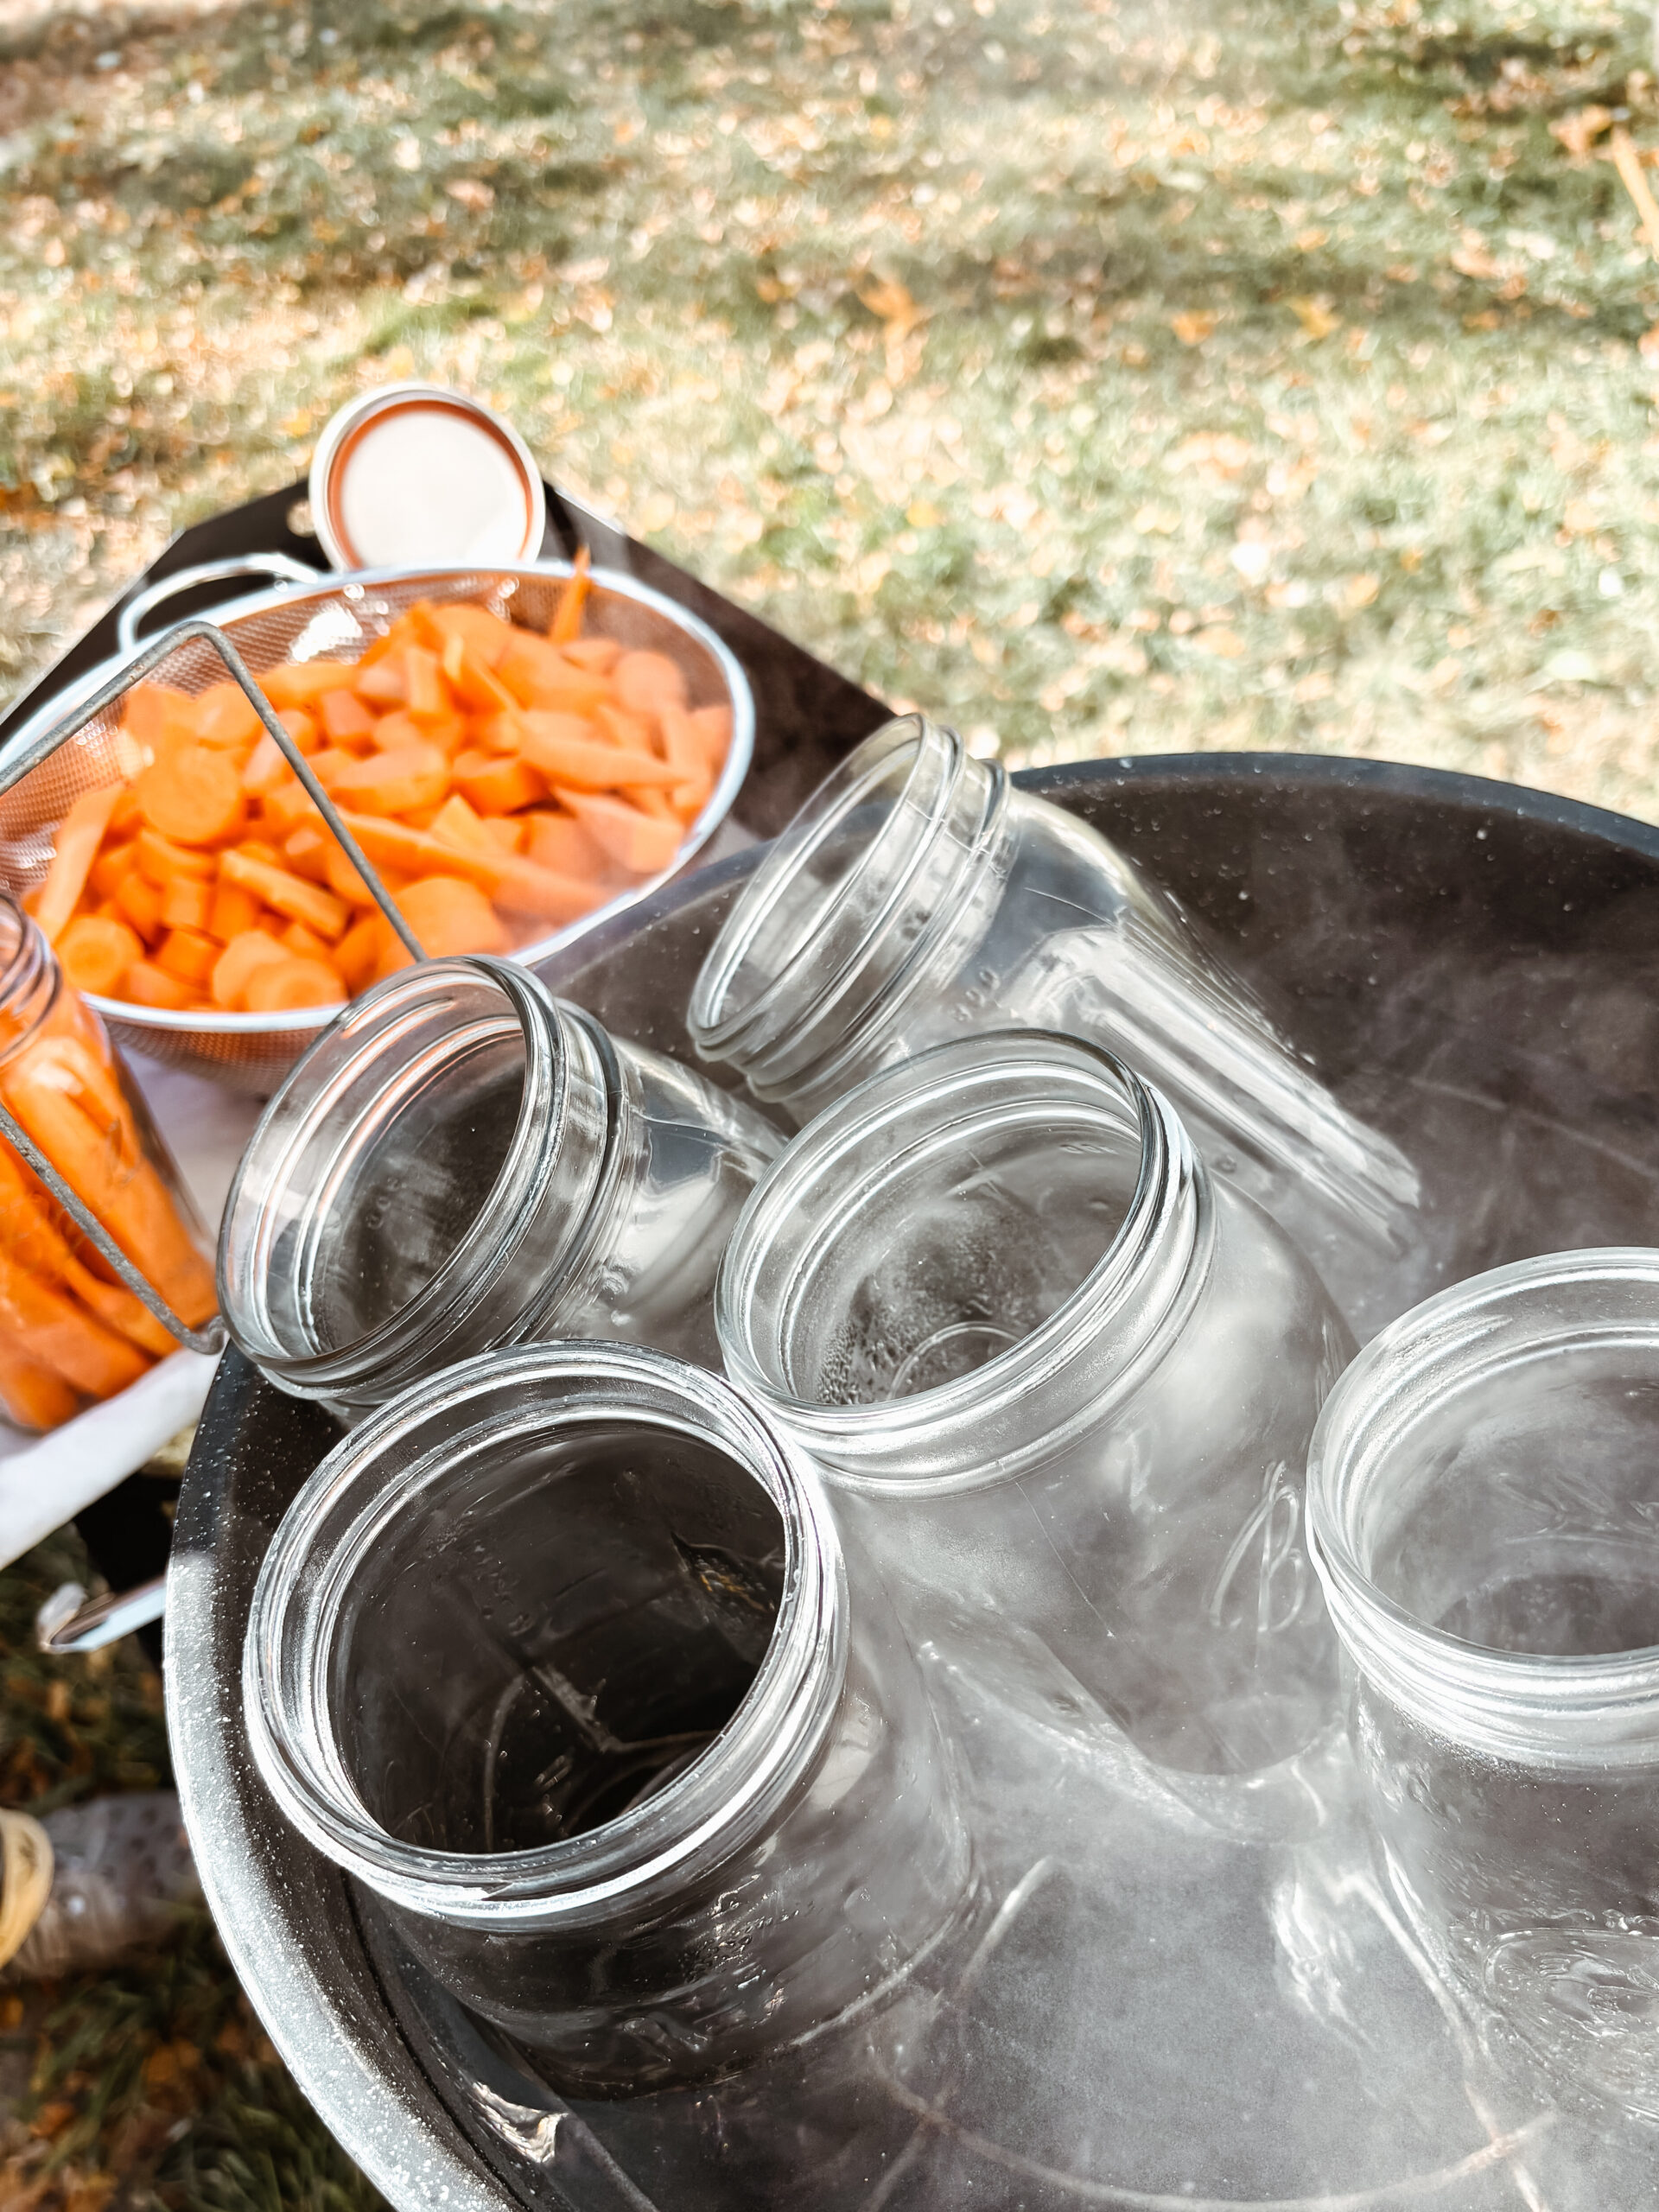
left=218, top=957, right=780, bottom=1413
left=717, top=1031, right=1354, bottom=1780
left=689, top=715, right=1419, bottom=1332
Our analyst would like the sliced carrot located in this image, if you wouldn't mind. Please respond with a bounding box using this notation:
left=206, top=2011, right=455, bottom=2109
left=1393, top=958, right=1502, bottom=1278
left=404, top=645, right=452, bottom=726
left=334, top=913, right=385, bottom=992
left=480, top=815, right=524, bottom=854
left=243, top=957, right=344, bottom=1013
left=189, top=681, right=264, bottom=751
left=687, top=703, right=733, bottom=764
left=559, top=790, right=685, bottom=877
left=282, top=824, right=332, bottom=884
left=321, top=838, right=392, bottom=909
left=353, top=655, right=407, bottom=707
left=626, top=785, right=678, bottom=823
left=136, top=746, right=245, bottom=848
left=496, top=631, right=612, bottom=713
left=30, top=784, right=124, bottom=944
left=159, top=874, right=213, bottom=932
left=524, top=810, right=609, bottom=880
left=243, top=732, right=293, bottom=798
left=156, top=927, right=219, bottom=988
left=453, top=750, right=545, bottom=815
left=395, top=875, right=511, bottom=957
left=336, top=811, right=519, bottom=897
left=562, top=636, right=622, bottom=675
left=0, top=1249, right=149, bottom=1399
left=259, top=660, right=359, bottom=709
left=113, top=872, right=164, bottom=947
left=594, top=702, right=659, bottom=756
left=430, top=602, right=516, bottom=666
left=281, top=918, right=333, bottom=962
left=218, top=851, right=349, bottom=940
left=121, top=683, right=199, bottom=753
left=514, top=720, right=680, bottom=791
left=211, top=929, right=289, bottom=1010
left=122, top=959, right=197, bottom=1012
left=0, top=1341, right=81, bottom=1431
left=489, top=855, right=611, bottom=925
left=326, top=746, right=450, bottom=818
left=276, top=707, right=318, bottom=755
left=87, top=841, right=137, bottom=901
left=613, top=651, right=691, bottom=718
left=136, top=827, right=216, bottom=887
left=427, top=793, right=496, bottom=855
left=207, top=879, right=263, bottom=942
left=550, top=546, right=591, bottom=644
left=318, top=689, right=377, bottom=746
left=57, top=915, right=143, bottom=999
left=259, top=780, right=323, bottom=835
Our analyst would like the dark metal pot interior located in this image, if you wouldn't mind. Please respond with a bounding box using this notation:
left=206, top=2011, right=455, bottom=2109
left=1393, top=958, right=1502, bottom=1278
left=169, top=753, right=1659, bottom=2211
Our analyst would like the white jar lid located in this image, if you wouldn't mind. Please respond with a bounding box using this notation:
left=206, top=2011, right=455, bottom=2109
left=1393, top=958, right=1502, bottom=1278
left=308, top=384, right=548, bottom=572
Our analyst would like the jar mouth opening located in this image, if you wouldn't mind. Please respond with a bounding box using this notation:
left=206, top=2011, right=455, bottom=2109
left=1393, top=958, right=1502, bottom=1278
left=217, top=957, right=577, bottom=1395
left=1307, top=1249, right=1659, bottom=1755
left=717, top=1030, right=1202, bottom=1490
left=687, top=715, right=963, bottom=1065
left=243, top=1344, right=845, bottom=1923
left=0, top=890, right=59, bottom=1066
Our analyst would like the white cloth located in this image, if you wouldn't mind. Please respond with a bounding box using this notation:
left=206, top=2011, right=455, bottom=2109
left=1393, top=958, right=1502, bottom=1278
left=0, top=1052, right=265, bottom=1568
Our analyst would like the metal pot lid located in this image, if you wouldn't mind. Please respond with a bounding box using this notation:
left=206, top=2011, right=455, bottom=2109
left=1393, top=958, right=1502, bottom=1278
left=308, top=385, right=547, bottom=573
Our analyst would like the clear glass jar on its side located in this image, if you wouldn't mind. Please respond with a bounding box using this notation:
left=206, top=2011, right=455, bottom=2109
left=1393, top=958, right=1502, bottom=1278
left=0, top=891, right=215, bottom=1430
left=243, top=1343, right=977, bottom=2094
left=688, top=715, right=1420, bottom=1333
left=218, top=957, right=780, bottom=1412
left=1307, top=1250, right=1659, bottom=2125
left=717, top=1030, right=1354, bottom=1781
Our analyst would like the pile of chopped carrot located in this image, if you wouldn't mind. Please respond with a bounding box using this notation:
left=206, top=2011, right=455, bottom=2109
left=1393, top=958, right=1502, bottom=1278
left=0, top=976, right=218, bottom=1430
left=27, top=565, right=732, bottom=1017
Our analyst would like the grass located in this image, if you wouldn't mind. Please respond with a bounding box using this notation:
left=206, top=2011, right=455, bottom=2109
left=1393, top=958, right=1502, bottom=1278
left=3, top=0, right=1659, bottom=2191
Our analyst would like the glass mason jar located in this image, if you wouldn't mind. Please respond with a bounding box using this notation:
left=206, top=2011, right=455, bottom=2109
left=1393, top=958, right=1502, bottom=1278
left=1307, top=1249, right=1659, bottom=2124
left=717, top=1030, right=1353, bottom=1780
left=243, top=1342, right=977, bottom=2094
left=218, top=956, right=781, bottom=1413
left=688, top=715, right=1420, bottom=1333
left=0, top=890, right=215, bottom=1431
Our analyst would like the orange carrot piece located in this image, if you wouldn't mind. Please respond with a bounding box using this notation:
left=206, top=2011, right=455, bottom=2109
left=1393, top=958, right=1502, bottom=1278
left=430, top=603, right=517, bottom=666
left=188, top=681, right=263, bottom=751
left=207, top=880, right=263, bottom=942
left=29, top=785, right=124, bottom=945
left=259, top=660, right=359, bottom=710
left=0, top=1249, right=149, bottom=1399
left=122, top=959, right=197, bottom=1012
left=452, top=751, right=545, bottom=815
left=395, top=875, right=510, bottom=958
left=561, top=636, right=622, bottom=675
left=687, top=703, right=733, bottom=766
left=403, top=645, right=451, bottom=725
left=156, top=927, right=219, bottom=988
left=275, top=707, right=318, bottom=755
left=334, top=810, right=508, bottom=894
left=0, top=1339, right=81, bottom=1431
left=559, top=790, right=685, bottom=877
left=211, top=930, right=289, bottom=1010
left=121, top=683, right=198, bottom=753
left=613, top=649, right=690, bottom=718
left=496, top=633, right=612, bottom=714
left=160, top=874, right=213, bottom=932
left=550, top=547, right=591, bottom=644
left=515, top=720, right=681, bottom=792
left=334, top=914, right=384, bottom=992
left=87, top=842, right=137, bottom=901
left=625, top=785, right=677, bottom=823
left=136, top=746, right=245, bottom=848
left=57, top=915, right=143, bottom=999
left=594, top=702, right=659, bottom=756
left=136, top=828, right=216, bottom=887
left=280, top=918, right=332, bottom=962
left=326, top=746, right=450, bottom=819
left=427, top=793, right=495, bottom=855
left=318, top=689, right=377, bottom=745
left=258, top=781, right=323, bottom=835
left=480, top=816, right=524, bottom=854
left=218, top=851, right=349, bottom=940
left=488, top=855, right=610, bottom=925
left=243, top=957, right=344, bottom=1013
left=242, top=731, right=292, bottom=798
left=282, top=825, right=332, bottom=884
left=524, top=810, right=609, bottom=880
left=113, top=872, right=164, bottom=947
left=353, top=655, right=407, bottom=706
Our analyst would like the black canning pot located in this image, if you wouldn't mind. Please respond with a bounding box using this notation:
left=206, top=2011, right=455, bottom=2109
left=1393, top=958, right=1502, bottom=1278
left=168, top=752, right=1659, bottom=2212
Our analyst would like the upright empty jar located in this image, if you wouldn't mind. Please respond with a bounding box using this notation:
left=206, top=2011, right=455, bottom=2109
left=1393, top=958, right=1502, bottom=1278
left=244, top=1344, right=977, bottom=2093
left=219, top=957, right=779, bottom=1411
left=689, top=715, right=1419, bottom=1330
left=1308, top=1249, right=1659, bottom=2125
left=718, top=1031, right=1353, bottom=1778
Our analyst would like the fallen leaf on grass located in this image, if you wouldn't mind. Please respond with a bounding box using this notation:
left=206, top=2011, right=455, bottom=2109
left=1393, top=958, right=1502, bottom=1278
left=1287, top=296, right=1340, bottom=340
left=1170, top=310, right=1216, bottom=346
left=444, top=178, right=495, bottom=212
left=1550, top=106, right=1613, bottom=162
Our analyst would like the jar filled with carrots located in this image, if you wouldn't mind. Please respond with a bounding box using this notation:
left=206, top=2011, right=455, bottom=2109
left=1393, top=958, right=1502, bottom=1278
left=0, top=891, right=217, bottom=1432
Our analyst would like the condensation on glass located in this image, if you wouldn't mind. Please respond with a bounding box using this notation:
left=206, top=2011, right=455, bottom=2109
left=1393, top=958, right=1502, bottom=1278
left=718, top=1029, right=1354, bottom=1783
left=217, top=956, right=780, bottom=1411
left=242, top=1343, right=978, bottom=2093
left=687, top=714, right=1421, bottom=1332
left=1308, top=1249, right=1659, bottom=2125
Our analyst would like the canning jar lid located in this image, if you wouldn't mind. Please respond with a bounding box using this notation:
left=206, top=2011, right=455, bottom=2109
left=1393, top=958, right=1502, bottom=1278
left=308, top=385, right=548, bottom=572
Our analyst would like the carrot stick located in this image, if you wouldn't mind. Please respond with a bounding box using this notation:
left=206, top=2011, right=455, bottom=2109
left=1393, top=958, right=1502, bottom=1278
left=218, top=851, right=350, bottom=940
left=0, top=1246, right=149, bottom=1398
left=0, top=1338, right=82, bottom=1429
left=514, top=723, right=683, bottom=791
left=550, top=547, right=591, bottom=644
left=394, top=876, right=510, bottom=957
left=31, top=785, right=124, bottom=944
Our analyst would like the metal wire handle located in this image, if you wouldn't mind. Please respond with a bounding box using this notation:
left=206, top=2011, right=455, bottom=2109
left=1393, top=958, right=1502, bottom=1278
left=0, top=617, right=431, bottom=1357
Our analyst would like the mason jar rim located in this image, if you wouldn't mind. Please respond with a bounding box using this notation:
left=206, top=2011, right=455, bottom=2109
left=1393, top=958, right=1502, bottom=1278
left=688, top=714, right=989, bottom=1071
left=716, top=1028, right=1208, bottom=1495
left=242, top=1343, right=848, bottom=1929
left=217, top=956, right=596, bottom=1400
left=1306, top=1247, right=1659, bottom=1769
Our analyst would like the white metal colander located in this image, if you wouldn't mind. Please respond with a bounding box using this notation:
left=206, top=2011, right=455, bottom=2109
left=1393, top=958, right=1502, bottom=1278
left=0, top=563, right=754, bottom=1093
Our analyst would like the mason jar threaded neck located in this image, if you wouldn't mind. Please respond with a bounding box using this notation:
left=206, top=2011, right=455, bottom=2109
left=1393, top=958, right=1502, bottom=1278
left=218, top=957, right=614, bottom=1405
left=717, top=1030, right=1211, bottom=1496
left=688, top=715, right=1006, bottom=1107
left=242, top=1344, right=848, bottom=1930
left=1307, top=1248, right=1659, bottom=1770
left=0, top=892, right=62, bottom=1068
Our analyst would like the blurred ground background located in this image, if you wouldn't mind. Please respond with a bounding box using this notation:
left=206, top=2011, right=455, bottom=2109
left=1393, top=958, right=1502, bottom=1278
left=3, top=0, right=1659, bottom=2196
